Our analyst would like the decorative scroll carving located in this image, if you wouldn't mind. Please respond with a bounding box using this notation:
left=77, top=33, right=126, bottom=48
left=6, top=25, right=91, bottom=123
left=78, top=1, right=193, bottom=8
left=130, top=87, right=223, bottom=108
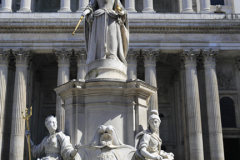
left=55, top=48, right=72, bottom=65
left=217, top=69, right=235, bottom=90
left=127, top=48, right=140, bottom=64
left=181, top=49, right=200, bottom=64
left=0, top=48, right=10, bottom=65
left=12, top=48, right=31, bottom=65
left=74, top=48, right=87, bottom=64
left=142, top=48, right=159, bottom=66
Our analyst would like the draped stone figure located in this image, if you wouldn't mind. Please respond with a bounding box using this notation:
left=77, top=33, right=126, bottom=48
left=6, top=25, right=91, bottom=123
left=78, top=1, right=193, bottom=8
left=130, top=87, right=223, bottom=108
left=25, top=116, right=80, bottom=160
left=135, top=110, right=174, bottom=160
left=82, top=0, right=129, bottom=65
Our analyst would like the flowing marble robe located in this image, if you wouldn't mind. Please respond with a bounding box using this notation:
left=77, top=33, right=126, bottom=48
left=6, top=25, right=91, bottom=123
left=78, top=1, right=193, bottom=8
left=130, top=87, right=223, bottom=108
left=84, top=0, right=129, bottom=65
left=31, top=131, right=75, bottom=160
left=135, top=129, right=174, bottom=160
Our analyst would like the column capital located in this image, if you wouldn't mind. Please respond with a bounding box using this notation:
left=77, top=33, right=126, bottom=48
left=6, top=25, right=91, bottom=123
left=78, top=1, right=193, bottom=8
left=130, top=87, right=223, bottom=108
left=181, top=49, right=200, bottom=66
left=142, top=49, right=159, bottom=66
left=74, top=48, right=87, bottom=65
left=12, top=48, right=31, bottom=65
left=55, top=48, right=72, bottom=66
left=0, top=48, right=10, bottom=65
left=202, top=49, right=219, bottom=66
left=127, top=48, right=140, bottom=65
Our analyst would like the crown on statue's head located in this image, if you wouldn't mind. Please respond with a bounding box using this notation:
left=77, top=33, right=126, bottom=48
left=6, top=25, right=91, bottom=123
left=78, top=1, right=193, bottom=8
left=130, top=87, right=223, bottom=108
left=45, top=115, right=57, bottom=125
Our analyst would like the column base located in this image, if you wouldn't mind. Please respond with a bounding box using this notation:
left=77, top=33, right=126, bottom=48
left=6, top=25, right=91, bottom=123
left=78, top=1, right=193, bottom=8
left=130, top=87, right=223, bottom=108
left=0, top=8, right=12, bottom=12
left=76, top=8, right=85, bottom=12
left=58, top=8, right=72, bottom=12
left=200, top=9, right=212, bottom=13
left=126, top=8, right=137, bottom=12
left=181, top=9, right=195, bottom=13
left=17, top=8, right=31, bottom=12
left=142, top=8, right=156, bottom=13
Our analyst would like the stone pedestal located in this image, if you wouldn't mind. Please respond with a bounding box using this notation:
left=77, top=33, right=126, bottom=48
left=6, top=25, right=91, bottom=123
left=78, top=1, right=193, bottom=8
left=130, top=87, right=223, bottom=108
left=85, top=59, right=127, bottom=80
left=55, top=79, right=157, bottom=147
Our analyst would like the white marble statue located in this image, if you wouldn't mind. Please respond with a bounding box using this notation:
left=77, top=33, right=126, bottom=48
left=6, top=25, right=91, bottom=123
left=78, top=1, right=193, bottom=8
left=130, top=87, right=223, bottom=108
left=25, top=115, right=80, bottom=160
left=135, top=110, right=174, bottom=160
left=82, top=0, right=129, bottom=65
left=78, top=125, right=136, bottom=160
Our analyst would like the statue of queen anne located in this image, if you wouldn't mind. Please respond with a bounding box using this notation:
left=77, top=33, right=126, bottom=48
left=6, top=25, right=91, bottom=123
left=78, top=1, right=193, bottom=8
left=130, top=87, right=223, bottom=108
left=82, top=0, right=129, bottom=65
left=25, top=115, right=80, bottom=160
left=135, top=110, right=174, bottom=160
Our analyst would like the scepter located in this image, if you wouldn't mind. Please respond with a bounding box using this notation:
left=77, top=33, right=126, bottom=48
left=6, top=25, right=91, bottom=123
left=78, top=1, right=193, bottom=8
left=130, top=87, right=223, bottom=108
left=22, top=107, right=32, bottom=160
left=72, top=16, right=84, bottom=36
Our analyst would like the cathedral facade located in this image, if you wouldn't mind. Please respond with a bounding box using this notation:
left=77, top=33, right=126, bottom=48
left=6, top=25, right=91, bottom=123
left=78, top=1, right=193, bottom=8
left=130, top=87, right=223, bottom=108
left=0, top=0, right=240, bottom=159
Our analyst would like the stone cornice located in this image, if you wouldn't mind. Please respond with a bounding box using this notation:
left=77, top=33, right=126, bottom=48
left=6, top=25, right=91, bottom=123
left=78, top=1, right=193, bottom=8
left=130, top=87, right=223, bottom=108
left=0, top=15, right=240, bottom=34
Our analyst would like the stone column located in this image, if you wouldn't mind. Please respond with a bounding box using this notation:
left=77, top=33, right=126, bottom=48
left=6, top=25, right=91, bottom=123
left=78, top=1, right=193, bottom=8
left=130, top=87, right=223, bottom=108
left=181, top=0, right=195, bottom=13
left=17, top=0, right=31, bottom=12
left=142, top=0, right=155, bottom=13
left=181, top=49, right=204, bottom=160
left=9, top=49, right=30, bottom=160
left=0, top=0, right=12, bottom=12
left=77, top=0, right=89, bottom=12
left=0, top=49, right=10, bottom=158
left=55, top=49, right=72, bottom=132
left=125, top=0, right=137, bottom=12
left=232, top=0, right=240, bottom=14
left=143, top=49, right=158, bottom=111
left=200, top=0, right=211, bottom=13
left=58, top=0, right=72, bottom=12
left=127, top=49, right=139, bottom=80
left=203, top=49, right=225, bottom=160
left=75, top=49, right=87, bottom=80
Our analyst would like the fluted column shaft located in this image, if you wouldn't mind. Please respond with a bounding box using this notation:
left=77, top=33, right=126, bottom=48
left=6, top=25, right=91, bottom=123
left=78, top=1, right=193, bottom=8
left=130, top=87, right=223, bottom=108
left=143, top=0, right=155, bottom=12
left=9, top=49, right=30, bottom=160
left=17, top=0, right=31, bottom=12
left=125, top=0, right=137, bottom=12
left=181, top=0, right=195, bottom=13
left=0, top=49, right=10, bottom=158
left=58, top=0, right=72, bottom=12
left=75, top=49, right=87, bottom=80
left=200, top=0, right=211, bottom=13
left=181, top=49, right=204, bottom=160
left=0, top=0, right=12, bottom=12
left=143, top=49, right=158, bottom=111
left=203, top=49, right=224, bottom=160
left=55, top=49, right=72, bottom=132
left=77, top=0, right=89, bottom=12
left=127, top=49, right=139, bottom=80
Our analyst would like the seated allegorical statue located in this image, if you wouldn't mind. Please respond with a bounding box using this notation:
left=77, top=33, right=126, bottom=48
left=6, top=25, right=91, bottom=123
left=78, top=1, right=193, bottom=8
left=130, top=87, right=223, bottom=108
left=135, top=110, right=174, bottom=160
left=25, top=115, right=80, bottom=160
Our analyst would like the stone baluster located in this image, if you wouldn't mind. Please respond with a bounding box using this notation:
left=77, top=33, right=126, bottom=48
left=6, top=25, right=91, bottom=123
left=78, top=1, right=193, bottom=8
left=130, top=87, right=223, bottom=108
left=181, top=0, right=195, bottom=13
left=142, top=0, right=155, bottom=13
left=75, top=49, right=87, bottom=80
left=143, top=49, right=158, bottom=111
left=0, top=0, right=12, bottom=12
left=77, top=0, right=89, bottom=12
left=58, top=0, right=72, bottom=12
left=127, top=49, right=140, bottom=80
left=125, top=0, right=137, bottom=12
left=55, top=49, right=72, bottom=132
left=203, top=49, right=225, bottom=160
left=200, top=0, right=211, bottom=13
left=9, top=49, right=30, bottom=160
left=0, top=49, right=10, bottom=158
left=17, top=0, right=31, bottom=12
left=181, top=49, right=204, bottom=160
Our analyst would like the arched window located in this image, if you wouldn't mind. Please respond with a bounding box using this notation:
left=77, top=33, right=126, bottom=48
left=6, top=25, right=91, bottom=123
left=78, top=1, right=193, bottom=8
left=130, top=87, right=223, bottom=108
left=211, top=0, right=224, bottom=5
left=220, top=97, right=236, bottom=128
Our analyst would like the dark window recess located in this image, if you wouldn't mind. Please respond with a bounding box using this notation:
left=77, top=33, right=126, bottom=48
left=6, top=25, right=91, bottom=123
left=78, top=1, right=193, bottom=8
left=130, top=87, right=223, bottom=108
left=159, top=114, right=164, bottom=118
left=224, top=139, right=240, bottom=160
left=220, top=97, right=236, bottom=128
left=0, top=0, right=1, bottom=4
left=211, top=0, right=224, bottom=5
left=161, top=146, right=166, bottom=151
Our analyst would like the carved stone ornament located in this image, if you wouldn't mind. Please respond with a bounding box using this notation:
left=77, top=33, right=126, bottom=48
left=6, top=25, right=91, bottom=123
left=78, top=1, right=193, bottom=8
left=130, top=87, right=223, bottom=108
left=55, top=48, right=72, bottom=65
left=202, top=48, right=219, bottom=66
left=74, top=48, right=87, bottom=64
left=78, top=125, right=136, bottom=160
left=12, top=48, right=31, bottom=65
left=181, top=49, right=200, bottom=64
left=217, top=69, right=235, bottom=90
left=0, top=48, right=10, bottom=65
left=127, top=48, right=140, bottom=64
left=142, top=49, right=159, bottom=66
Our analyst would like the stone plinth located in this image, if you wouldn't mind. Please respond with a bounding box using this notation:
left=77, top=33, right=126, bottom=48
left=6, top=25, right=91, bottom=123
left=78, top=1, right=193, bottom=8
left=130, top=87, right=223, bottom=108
left=55, top=79, right=157, bottom=147
left=85, top=59, right=127, bottom=80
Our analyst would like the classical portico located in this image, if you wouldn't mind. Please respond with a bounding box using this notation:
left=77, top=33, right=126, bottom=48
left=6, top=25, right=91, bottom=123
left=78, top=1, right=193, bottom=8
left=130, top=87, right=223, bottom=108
left=0, top=0, right=240, bottom=159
